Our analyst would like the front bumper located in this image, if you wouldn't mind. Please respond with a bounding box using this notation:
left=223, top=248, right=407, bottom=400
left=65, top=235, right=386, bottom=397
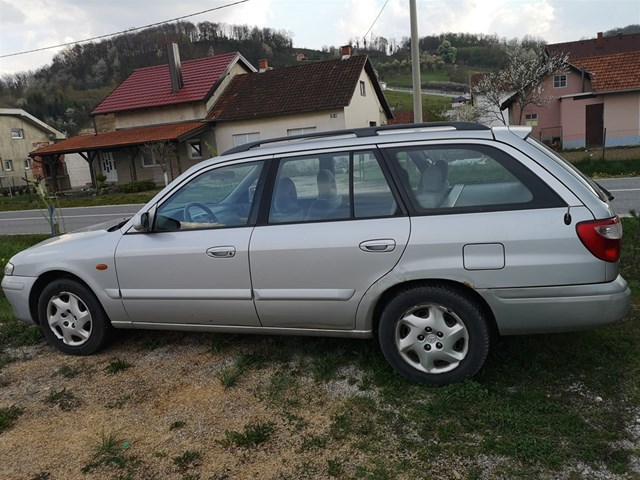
left=1, top=275, right=38, bottom=324
left=480, top=275, right=632, bottom=335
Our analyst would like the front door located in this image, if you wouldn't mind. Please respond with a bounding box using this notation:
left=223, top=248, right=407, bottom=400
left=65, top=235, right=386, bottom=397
left=585, top=103, right=604, bottom=148
left=114, top=160, right=266, bottom=326
left=250, top=150, right=410, bottom=330
left=101, top=152, right=118, bottom=183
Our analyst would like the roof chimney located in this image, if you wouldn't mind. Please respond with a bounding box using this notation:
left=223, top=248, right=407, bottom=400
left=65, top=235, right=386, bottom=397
left=258, top=59, right=270, bottom=72
left=596, top=32, right=603, bottom=48
left=341, top=45, right=352, bottom=59
left=167, top=42, right=184, bottom=93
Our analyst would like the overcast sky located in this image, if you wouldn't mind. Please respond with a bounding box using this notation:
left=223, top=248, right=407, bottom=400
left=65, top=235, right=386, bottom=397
left=1, top=0, right=638, bottom=75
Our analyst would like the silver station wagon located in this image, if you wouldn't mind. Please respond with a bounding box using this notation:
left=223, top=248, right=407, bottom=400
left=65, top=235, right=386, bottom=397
left=2, top=122, right=631, bottom=385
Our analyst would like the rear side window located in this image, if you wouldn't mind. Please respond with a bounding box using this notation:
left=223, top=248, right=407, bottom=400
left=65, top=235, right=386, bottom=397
left=385, top=144, right=564, bottom=214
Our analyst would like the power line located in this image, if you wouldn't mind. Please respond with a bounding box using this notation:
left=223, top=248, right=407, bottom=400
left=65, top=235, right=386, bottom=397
left=361, top=0, right=389, bottom=41
left=0, top=0, right=249, bottom=59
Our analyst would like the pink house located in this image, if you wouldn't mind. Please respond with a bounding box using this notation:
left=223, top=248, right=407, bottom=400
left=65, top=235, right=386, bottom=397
left=506, top=32, right=640, bottom=150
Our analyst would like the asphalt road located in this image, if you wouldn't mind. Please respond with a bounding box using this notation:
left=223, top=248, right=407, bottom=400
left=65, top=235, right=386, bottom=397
left=0, top=204, right=143, bottom=235
left=596, top=177, right=640, bottom=217
left=0, top=177, right=636, bottom=235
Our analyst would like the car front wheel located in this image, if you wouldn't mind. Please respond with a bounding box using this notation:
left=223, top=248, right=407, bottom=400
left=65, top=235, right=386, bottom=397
left=38, top=278, right=113, bottom=355
left=378, top=285, right=489, bottom=385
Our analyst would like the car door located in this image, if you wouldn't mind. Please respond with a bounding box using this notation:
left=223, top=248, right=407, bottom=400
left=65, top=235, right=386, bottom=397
left=249, top=149, right=410, bottom=330
left=114, top=159, right=267, bottom=327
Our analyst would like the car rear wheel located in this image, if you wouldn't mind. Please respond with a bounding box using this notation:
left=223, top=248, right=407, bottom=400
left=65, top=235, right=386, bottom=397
left=378, top=285, right=489, bottom=385
left=38, top=278, right=113, bottom=355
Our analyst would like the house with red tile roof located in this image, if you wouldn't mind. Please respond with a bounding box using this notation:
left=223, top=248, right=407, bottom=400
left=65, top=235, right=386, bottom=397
left=31, top=45, right=255, bottom=188
left=504, top=32, right=640, bottom=149
left=209, top=48, right=392, bottom=153
left=0, top=108, right=66, bottom=191
left=31, top=44, right=392, bottom=190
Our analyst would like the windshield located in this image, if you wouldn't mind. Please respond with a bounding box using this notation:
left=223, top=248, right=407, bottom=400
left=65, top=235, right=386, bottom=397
left=526, top=137, right=608, bottom=203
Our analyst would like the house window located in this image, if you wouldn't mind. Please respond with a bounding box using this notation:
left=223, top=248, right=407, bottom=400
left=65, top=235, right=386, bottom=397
left=23, top=159, right=31, bottom=170
left=141, top=152, right=158, bottom=167
left=287, top=127, right=317, bottom=136
left=369, top=121, right=377, bottom=127
left=232, top=132, right=260, bottom=147
left=525, top=114, right=538, bottom=126
left=188, top=140, right=203, bottom=159
left=4, top=159, right=13, bottom=171
left=11, top=128, right=23, bottom=139
left=553, top=75, right=567, bottom=88
left=360, top=80, right=366, bottom=96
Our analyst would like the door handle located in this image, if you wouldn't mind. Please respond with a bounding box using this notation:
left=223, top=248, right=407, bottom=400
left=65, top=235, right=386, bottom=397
left=359, top=239, right=396, bottom=253
left=206, top=246, right=236, bottom=258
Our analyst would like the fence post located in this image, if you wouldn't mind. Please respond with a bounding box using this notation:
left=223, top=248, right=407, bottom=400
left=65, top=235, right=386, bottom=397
left=602, top=128, right=607, bottom=160
left=48, top=204, right=55, bottom=237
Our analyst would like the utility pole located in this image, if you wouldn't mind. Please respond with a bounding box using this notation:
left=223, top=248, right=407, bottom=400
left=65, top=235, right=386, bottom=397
left=410, top=0, right=423, bottom=123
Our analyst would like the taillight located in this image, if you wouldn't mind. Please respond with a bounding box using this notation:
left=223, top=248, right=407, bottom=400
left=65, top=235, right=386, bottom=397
left=576, top=216, right=623, bottom=262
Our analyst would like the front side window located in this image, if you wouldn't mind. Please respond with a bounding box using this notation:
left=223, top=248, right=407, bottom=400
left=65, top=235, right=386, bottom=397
left=233, top=132, right=260, bottom=147
left=386, top=144, right=563, bottom=213
left=268, top=150, right=397, bottom=224
left=11, top=128, right=23, bottom=139
left=154, top=161, right=264, bottom=232
left=553, top=75, right=567, bottom=88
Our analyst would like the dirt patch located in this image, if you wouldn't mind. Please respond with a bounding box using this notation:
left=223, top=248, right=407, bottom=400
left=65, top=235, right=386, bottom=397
left=0, top=336, right=362, bottom=480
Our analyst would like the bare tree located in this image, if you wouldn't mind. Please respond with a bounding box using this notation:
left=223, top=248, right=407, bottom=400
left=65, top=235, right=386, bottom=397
left=142, top=141, right=176, bottom=186
left=473, top=47, right=569, bottom=125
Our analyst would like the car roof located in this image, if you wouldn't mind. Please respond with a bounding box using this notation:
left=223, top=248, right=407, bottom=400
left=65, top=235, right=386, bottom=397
left=219, top=122, right=497, bottom=162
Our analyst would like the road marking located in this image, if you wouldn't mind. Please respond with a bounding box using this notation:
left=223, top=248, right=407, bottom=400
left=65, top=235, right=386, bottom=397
left=0, top=213, right=134, bottom=222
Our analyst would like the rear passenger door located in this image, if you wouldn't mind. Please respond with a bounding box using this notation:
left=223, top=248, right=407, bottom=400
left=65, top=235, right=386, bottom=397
left=249, top=149, right=410, bottom=330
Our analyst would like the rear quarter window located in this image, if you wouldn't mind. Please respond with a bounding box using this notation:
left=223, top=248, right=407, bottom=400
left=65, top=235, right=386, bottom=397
left=384, top=144, right=565, bottom=214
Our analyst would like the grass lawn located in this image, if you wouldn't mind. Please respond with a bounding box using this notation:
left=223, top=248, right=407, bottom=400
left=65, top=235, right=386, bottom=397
left=0, top=190, right=160, bottom=212
left=383, top=90, right=451, bottom=118
left=0, top=217, right=638, bottom=478
left=381, top=71, right=451, bottom=89
left=569, top=158, right=640, bottom=178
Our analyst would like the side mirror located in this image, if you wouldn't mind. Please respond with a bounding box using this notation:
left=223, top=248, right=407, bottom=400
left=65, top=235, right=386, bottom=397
left=132, top=212, right=151, bottom=232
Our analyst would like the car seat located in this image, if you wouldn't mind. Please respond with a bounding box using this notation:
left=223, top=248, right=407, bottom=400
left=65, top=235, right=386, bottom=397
left=271, top=177, right=304, bottom=222
left=306, top=169, right=344, bottom=220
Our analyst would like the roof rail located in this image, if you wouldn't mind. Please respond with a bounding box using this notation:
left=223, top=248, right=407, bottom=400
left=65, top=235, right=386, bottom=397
left=222, top=121, right=490, bottom=155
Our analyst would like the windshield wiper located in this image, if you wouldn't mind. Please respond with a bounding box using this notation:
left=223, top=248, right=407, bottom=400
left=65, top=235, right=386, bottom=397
left=595, top=182, right=614, bottom=201
left=108, top=218, right=131, bottom=232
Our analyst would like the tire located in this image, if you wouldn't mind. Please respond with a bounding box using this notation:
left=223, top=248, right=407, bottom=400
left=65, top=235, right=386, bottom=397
left=378, top=285, right=489, bottom=385
left=37, top=278, right=113, bottom=355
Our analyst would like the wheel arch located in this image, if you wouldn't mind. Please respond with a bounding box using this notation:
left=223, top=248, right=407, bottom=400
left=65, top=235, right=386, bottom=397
left=370, top=279, right=499, bottom=338
left=29, top=271, right=100, bottom=325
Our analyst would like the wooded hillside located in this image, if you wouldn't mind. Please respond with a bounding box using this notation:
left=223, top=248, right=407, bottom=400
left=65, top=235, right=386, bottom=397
left=2, top=22, right=637, bottom=135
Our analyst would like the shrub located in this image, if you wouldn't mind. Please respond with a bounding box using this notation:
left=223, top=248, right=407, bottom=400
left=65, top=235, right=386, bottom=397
left=118, top=180, right=157, bottom=193
left=96, top=173, right=107, bottom=189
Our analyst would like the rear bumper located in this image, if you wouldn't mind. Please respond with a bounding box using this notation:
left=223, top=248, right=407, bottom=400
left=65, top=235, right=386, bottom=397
left=480, top=275, right=632, bottom=335
left=1, top=275, right=37, bottom=324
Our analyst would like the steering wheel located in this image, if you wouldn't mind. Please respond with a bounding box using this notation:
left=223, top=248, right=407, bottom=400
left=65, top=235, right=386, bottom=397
left=183, top=202, right=218, bottom=223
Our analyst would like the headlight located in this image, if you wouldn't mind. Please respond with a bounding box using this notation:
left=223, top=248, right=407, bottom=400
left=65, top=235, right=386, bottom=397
left=4, top=262, right=14, bottom=276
